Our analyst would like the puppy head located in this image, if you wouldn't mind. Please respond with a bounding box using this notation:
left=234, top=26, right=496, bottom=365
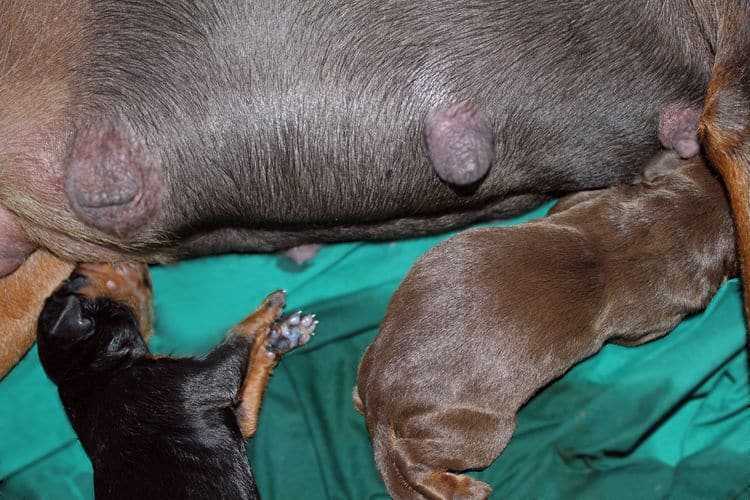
left=36, top=287, right=148, bottom=385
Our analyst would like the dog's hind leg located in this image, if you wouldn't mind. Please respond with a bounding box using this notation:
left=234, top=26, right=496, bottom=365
left=229, top=291, right=316, bottom=438
left=371, top=409, right=515, bottom=500
left=699, top=2, right=750, bottom=372
left=0, top=250, right=73, bottom=379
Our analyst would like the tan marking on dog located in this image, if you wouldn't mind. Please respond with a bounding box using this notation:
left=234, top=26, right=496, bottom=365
left=75, top=262, right=154, bottom=340
left=0, top=250, right=73, bottom=379
left=232, top=290, right=286, bottom=439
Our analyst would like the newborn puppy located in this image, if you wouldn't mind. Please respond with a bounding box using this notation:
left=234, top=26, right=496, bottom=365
left=354, top=152, right=737, bottom=499
left=36, top=262, right=315, bottom=499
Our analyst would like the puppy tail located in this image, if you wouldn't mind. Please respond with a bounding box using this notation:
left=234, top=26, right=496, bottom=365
left=369, top=420, right=424, bottom=499
left=353, top=388, right=416, bottom=496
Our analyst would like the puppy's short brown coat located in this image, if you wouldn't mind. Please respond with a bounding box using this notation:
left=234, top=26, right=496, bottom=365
left=354, top=152, right=737, bottom=499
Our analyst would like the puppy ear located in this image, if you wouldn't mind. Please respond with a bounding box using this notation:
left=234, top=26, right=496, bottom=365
left=39, top=295, right=95, bottom=340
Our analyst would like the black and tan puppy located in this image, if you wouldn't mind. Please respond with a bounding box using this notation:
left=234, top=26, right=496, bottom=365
left=36, top=262, right=315, bottom=499
left=354, top=152, right=737, bottom=499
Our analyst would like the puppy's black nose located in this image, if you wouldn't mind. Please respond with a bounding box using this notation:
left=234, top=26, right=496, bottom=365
left=40, top=294, right=94, bottom=340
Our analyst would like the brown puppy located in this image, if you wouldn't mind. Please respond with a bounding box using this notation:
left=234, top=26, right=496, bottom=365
left=354, top=152, right=737, bottom=499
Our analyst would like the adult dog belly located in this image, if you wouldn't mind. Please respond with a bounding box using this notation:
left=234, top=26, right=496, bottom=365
left=1, top=0, right=713, bottom=265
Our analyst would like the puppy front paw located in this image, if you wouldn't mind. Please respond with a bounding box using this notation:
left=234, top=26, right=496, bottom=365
left=266, top=311, right=316, bottom=354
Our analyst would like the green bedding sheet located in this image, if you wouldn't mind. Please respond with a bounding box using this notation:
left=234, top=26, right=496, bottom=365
left=1, top=204, right=749, bottom=499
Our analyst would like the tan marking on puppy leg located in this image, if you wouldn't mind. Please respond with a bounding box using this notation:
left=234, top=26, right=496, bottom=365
left=0, top=250, right=74, bottom=379
left=75, top=262, right=154, bottom=340
left=232, top=290, right=286, bottom=439
left=236, top=332, right=281, bottom=439
left=229, top=290, right=286, bottom=341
